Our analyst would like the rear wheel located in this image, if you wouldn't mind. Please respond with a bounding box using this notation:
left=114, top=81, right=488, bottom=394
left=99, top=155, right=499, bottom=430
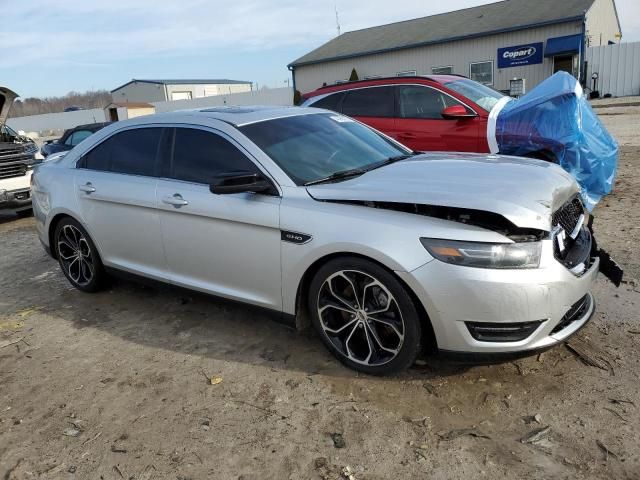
left=54, top=217, right=106, bottom=293
left=308, top=257, right=422, bottom=375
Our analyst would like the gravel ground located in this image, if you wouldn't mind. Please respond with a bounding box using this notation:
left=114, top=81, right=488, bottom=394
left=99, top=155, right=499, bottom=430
left=1, top=109, right=639, bottom=480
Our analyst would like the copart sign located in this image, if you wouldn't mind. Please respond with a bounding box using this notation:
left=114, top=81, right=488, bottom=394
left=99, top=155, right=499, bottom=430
left=498, top=42, right=544, bottom=68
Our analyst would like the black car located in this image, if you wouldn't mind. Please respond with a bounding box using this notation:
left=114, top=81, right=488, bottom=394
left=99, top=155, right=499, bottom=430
left=41, top=122, right=111, bottom=158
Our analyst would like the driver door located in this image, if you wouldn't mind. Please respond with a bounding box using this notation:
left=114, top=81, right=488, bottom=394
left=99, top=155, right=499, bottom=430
left=156, top=126, right=283, bottom=310
left=394, top=85, right=481, bottom=152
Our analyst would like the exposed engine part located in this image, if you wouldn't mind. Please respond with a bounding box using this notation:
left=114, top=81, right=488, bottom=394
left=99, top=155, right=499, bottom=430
left=330, top=200, right=546, bottom=241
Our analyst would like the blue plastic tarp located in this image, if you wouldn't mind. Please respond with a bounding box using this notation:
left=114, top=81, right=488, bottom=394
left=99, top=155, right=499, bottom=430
left=494, top=72, right=618, bottom=211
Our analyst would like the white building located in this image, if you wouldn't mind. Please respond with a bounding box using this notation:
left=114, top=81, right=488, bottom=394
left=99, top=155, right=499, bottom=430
left=111, top=79, right=253, bottom=103
left=289, top=0, right=621, bottom=96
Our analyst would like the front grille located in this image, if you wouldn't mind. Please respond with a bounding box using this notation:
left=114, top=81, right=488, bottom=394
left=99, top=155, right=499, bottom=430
left=551, top=294, right=592, bottom=334
left=0, top=162, right=28, bottom=179
left=0, top=146, right=25, bottom=156
left=552, top=197, right=584, bottom=234
left=466, top=320, right=544, bottom=342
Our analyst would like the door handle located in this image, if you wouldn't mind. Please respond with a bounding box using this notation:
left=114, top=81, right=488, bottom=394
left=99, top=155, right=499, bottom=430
left=162, top=194, right=189, bottom=208
left=78, top=182, right=96, bottom=194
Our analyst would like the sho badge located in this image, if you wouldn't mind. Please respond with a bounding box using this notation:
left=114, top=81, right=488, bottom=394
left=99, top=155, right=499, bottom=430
left=281, top=230, right=312, bottom=245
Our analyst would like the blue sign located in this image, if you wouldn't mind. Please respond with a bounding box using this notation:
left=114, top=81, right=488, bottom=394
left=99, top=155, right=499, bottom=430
left=498, top=42, right=544, bottom=68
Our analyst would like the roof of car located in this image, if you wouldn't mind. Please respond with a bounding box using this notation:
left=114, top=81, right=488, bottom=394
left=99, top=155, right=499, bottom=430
left=130, top=106, right=324, bottom=128
left=67, top=122, right=112, bottom=132
left=304, top=75, right=467, bottom=97
left=289, top=0, right=597, bottom=67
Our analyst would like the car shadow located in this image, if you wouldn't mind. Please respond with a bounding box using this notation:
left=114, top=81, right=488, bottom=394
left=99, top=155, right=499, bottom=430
left=36, top=267, right=476, bottom=380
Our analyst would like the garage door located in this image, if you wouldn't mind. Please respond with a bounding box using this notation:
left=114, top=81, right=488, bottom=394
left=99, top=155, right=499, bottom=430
left=171, top=91, right=192, bottom=101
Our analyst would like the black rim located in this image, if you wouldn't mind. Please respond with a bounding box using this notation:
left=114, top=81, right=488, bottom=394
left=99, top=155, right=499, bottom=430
left=317, top=269, right=405, bottom=366
left=57, top=224, right=94, bottom=287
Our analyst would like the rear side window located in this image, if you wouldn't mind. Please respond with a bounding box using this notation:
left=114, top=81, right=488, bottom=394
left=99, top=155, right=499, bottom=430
left=398, top=86, right=465, bottom=119
left=309, top=92, right=344, bottom=112
left=165, top=128, right=258, bottom=184
left=66, top=130, right=93, bottom=146
left=81, top=127, right=163, bottom=176
left=342, top=86, right=394, bottom=117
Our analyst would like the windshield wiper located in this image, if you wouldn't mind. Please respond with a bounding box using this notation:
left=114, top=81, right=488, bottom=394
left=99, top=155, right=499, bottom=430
left=304, top=167, right=367, bottom=186
left=304, top=153, right=415, bottom=187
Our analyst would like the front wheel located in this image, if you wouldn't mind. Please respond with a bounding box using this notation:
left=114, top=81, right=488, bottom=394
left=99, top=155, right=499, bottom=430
left=308, top=257, right=422, bottom=375
left=54, top=217, right=106, bottom=293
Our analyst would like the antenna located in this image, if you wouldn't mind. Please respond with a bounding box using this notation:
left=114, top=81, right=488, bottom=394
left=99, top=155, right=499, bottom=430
left=335, top=4, right=341, bottom=36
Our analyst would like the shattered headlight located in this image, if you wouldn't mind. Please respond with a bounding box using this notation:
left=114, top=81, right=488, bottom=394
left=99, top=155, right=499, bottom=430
left=420, top=238, right=542, bottom=269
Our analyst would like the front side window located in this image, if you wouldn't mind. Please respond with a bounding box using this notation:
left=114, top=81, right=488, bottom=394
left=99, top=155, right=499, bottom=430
left=469, top=61, right=494, bottom=86
left=445, top=78, right=505, bottom=112
left=81, top=127, right=163, bottom=177
left=398, top=86, right=464, bottom=119
left=240, top=113, right=410, bottom=185
left=166, top=128, right=258, bottom=184
left=341, top=86, right=394, bottom=117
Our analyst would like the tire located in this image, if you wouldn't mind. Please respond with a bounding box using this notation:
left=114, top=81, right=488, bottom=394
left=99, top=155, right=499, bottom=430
left=16, top=208, right=33, bottom=218
left=308, top=256, right=422, bottom=375
left=54, top=217, right=106, bottom=293
left=524, top=150, right=558, bottom=164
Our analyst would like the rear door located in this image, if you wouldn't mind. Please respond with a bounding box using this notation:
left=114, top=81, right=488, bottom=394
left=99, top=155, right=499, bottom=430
left=395, top=85, right=481, bottom=152
left=74, top=127, right=167, bottom=279
left=340, top=86, right=397, bottom=136
left=156, top=126, right=282, bottom=310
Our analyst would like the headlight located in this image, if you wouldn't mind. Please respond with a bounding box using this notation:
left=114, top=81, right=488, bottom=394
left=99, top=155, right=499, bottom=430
left=23, top=143, right=39, bottom=155
left=420, top=238, right=542, bottom=269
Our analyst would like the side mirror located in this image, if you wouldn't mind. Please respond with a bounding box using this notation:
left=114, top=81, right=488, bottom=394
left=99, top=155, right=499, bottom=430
left=210, top=171, right=274, bottom=195
left=441, top=105, right=477, bottom=120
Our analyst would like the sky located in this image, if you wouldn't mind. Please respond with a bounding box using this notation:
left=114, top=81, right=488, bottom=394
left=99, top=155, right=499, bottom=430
left=1, top=0, right=639, bottom=98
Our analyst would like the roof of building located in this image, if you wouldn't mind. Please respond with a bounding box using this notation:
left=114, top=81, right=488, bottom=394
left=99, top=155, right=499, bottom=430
left=289, top=0, right=597, bottom=67
left=105, top=102, right=155, bottom=109
left=111, top=79, right=253, bottom=93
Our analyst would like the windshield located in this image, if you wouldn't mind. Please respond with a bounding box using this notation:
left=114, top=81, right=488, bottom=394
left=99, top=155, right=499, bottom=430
left=240, top=113, right=411, bottom=185
left=445, top=79, right=506, bottom=112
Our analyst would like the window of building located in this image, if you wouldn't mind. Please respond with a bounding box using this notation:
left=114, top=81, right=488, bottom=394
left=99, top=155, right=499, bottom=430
left=166, top=128, right=258, bottom=184
left=80, top=127, right=163, bottom=177
left=341, top=86, right=395, bottom=117
left=398, top=86, right=464, bottom=119
left=469, top=61, right=494, bottom=85
left=396, top=70, right=417, bottom=77
left=431, top=66, right=454, bottom=75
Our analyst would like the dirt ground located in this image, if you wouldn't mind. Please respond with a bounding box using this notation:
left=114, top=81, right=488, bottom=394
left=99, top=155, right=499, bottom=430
left=1, top=109, right=639, bottom=480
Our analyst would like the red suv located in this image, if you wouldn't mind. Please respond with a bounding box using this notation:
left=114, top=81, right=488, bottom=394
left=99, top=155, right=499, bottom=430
left=301, top=75, right=506, bottom=153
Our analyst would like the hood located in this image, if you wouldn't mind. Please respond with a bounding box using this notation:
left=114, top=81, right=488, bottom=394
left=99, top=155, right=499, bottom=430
left=0, top=86, right=18, bottom=126
left=306, top=153, right=579, bottom=232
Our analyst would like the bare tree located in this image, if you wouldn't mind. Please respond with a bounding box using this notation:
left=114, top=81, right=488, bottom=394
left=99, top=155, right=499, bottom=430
left=9, top=90, right=112, bottom=117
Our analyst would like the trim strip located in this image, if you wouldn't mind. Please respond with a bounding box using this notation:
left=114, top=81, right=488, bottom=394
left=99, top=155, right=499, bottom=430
left=486, top=96, right=512, bottom=154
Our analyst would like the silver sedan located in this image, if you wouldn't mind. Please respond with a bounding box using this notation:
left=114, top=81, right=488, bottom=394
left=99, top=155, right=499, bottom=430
left=32, top=106, right=599, bottom=374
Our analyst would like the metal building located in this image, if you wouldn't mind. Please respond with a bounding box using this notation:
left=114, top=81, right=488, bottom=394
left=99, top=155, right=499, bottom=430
left=111, top=79, right=253, bottom=103
left=289, top=0, right=621, bottom=96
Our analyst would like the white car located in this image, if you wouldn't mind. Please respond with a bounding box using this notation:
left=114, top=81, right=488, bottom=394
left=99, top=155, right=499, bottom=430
left=1, top=86, right=40, bottom=216
left=32, top=106, right=602, bottom=374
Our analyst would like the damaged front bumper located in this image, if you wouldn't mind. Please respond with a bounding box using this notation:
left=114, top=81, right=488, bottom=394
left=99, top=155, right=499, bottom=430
left=398, top=215, right=622, bottom=355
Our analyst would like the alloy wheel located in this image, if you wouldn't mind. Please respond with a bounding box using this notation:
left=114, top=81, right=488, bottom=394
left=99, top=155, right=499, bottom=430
left=57, top=224, right=94, bottom=287
left=317, top=270, right=405, bottom=366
